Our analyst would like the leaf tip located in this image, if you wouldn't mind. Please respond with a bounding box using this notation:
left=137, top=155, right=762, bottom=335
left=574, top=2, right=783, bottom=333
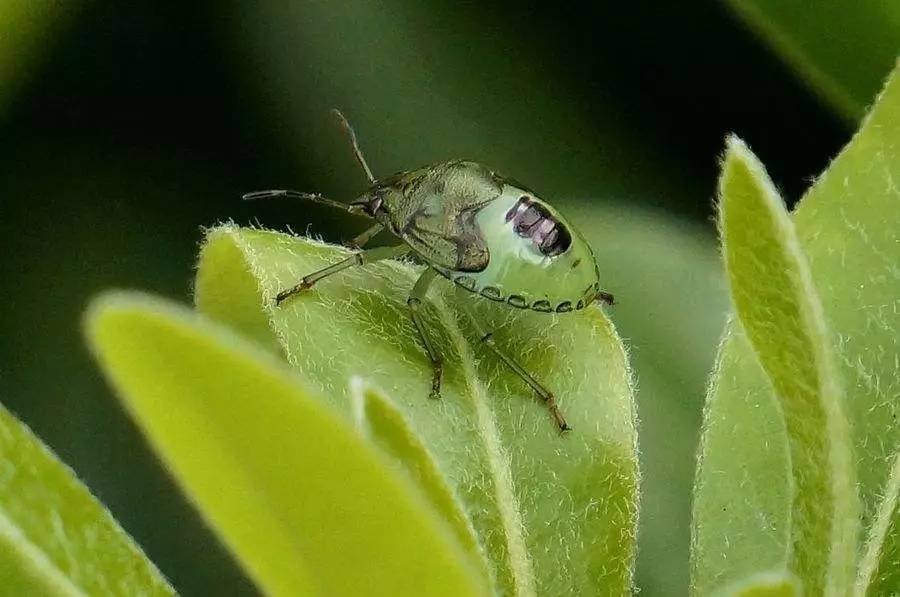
left=83, top=290, right=141, bottom=350
left=719, top=134, right=767, bottom=191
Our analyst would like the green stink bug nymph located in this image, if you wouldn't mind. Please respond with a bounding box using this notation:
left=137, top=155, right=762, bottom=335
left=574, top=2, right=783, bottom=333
left=244, top=110, right=614, bottom=432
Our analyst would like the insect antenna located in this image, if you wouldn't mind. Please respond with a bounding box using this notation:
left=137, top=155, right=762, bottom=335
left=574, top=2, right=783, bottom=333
left=241, top=190, right=364, bottom=214
left=331, top=108, right=375, bottom=183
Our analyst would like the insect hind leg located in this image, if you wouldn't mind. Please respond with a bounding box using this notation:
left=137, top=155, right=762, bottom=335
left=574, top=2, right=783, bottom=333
left=407, top=267, right=443, bottom=399
left=454, top=286, right=571, bottom=432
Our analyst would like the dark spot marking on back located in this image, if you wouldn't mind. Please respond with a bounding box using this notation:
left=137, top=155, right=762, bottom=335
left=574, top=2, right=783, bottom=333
left=531, top=299, right=552, bottom=312
left=505, top=196, right=572, bottom=256
left=576, top=299, right=586, bottom=310
left=507, top=295, right=528, bottom=308
left=556, top=301, right=573, bottom=313
left=571, top=258, right=582, bottom=269
left=481, top=286, right=503, bottom=301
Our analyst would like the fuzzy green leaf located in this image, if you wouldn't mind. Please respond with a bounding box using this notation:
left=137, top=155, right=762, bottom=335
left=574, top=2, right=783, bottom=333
left=350, top=379, right=488, bottom=579
left=0, top=402, right=174, bottom=596
left=564, top=204, right=728, bottom=593
left=715, top=570, right=801, bottom=597
left=196, top=225, right=640, bottom=595
left=707, top=137, right=858, bottom=593
left=725, top=0, right=900, bottom=120
left=692, top=62, right=900, bottom=594
left=85, top=292, right=490, bottom=597
left=856, top=452, right=900, bottom=595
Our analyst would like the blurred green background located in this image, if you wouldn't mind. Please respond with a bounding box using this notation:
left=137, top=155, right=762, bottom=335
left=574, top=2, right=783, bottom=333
left=1, top=1, right=895, bottom=595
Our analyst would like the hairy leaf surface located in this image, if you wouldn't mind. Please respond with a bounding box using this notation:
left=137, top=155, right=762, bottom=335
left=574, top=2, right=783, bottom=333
left=87, top=293, right=489, bottom=597
left=196, top=224, right=640, bottom=595
left=692, top=63, right=900, bottom=593
left=0, top=402, right=173, bottom=596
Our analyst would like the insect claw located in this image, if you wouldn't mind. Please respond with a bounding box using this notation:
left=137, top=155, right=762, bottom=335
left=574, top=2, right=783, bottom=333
left=429, top=360, right=443, bottom=399
left=275, top=280, right=314, bottom=305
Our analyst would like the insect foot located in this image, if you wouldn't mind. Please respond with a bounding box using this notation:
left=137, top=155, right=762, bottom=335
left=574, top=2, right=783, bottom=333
left=544, top=393, right=573, bottom=433
left=429, top=359, right=443, bottom=400
left=275, top=280, right=315, bottom=305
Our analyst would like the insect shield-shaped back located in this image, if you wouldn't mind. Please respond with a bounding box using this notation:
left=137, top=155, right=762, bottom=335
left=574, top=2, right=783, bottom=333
left=368, top=161, right=601, bottom=313
left=462, top=184, right=601, bottom=312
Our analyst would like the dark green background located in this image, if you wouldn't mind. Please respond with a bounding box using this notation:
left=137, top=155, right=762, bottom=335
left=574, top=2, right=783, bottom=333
left=0, top=2, right=876, bottom=595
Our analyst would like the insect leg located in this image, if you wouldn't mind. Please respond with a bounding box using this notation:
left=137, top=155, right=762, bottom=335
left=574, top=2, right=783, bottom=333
left=407, top=267, right=443, bottom=399
left=345, top=223, right=384, bottom=249
left=276, top=244, right=407, bottom=305
left=454, top=286, right=571, bottom=432
left=242, top=190, right=366, bottom=215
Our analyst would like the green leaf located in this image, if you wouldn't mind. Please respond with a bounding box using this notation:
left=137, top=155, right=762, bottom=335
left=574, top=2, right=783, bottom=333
left=725, top=0, right=900, bottom=120
left=692, top=62, right=900, bottom=594
left=715, top=570, right=802, bottom=597
left=856, top=452, right=900, bottom=595
left=0, top=401, right=174, bottom=596
left=719, top=136, right=858, bottom=591
left=350, top=379, right=487, bottom=578
left=85, top=292, right=489, bottom=597
left=565, top=204, right=728, bottom=594
left=196, top=225, right=640, bottom=595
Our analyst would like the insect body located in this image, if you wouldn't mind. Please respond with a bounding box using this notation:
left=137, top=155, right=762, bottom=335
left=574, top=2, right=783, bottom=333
left=357, top=161, right=609, bottom=313
left=245, top=111, right=614, bottom=432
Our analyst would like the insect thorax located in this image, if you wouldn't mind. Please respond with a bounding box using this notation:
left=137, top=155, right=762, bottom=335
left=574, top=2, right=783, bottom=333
left=358, top=160, right=601, bottom=313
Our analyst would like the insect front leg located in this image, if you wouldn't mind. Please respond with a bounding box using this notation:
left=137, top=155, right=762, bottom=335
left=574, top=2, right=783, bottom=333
left=407, top=267, right=443, bottom=399
left=276, top=244, right=407, bottom=305
left=454, top=286, right=571, bottom=432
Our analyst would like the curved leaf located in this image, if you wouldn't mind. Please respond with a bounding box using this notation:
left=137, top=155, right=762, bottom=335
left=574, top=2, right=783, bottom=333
left=693, top=62, right=900, bottom=593
left=856, top=452, right=900, bottom=595
left=196, top=225, right=640, bottom=595
left=565, top=203, right=728, bottom=594
left=86, top=292, right=489, bottom=597
left=716, top=137, right=857, bottom=592
left=350, top=378, right=487, bottom=581
left=0, top=402, right=173, bottom=596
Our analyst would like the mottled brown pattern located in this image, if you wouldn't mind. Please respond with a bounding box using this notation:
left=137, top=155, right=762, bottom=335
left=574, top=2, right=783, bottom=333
left=361, top=161, right=502, bottom=272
